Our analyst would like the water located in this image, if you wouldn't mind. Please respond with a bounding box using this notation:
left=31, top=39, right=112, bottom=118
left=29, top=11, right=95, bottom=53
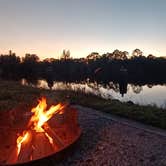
left=21, top=79, right=166, bottom=109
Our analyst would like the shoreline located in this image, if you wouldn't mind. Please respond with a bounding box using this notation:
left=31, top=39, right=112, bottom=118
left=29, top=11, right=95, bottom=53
left=0, top=80, right=166, bottom=129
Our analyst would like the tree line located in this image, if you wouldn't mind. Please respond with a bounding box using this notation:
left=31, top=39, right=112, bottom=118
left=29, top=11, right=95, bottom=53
left=0, top=49, right=166, bottom=84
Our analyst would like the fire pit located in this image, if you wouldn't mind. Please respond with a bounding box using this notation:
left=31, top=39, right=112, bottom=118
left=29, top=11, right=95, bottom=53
left=0, top=97, right=81, bottom=166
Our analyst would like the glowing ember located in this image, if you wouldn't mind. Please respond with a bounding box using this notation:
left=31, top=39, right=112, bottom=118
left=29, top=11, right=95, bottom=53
left=16, top=97, right=65, bottom=160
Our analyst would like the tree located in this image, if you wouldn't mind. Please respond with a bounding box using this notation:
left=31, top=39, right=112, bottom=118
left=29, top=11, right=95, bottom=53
left=87, top=52, right=100, bottom=60
left=61, top=49, right=71, bottom=60
left=22, top=54, right=39, bottom=63
left=112, top=49, right=128, bottom=60
left=132, top=49, right=143, bottom=57
left=123, top=51, right=129, bottom=59
left=147, top=54, right=155, bottom=59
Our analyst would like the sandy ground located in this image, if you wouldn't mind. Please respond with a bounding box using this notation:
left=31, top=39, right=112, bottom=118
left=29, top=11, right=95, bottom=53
left=46, top=105, right=166, bottom=166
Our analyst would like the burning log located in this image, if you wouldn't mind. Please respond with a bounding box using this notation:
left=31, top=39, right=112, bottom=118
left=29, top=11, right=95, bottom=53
left=43, top=123, right=64, bottom=149
left=31, top=132, right=53, bottom=160
left=17, top=131, right=33, bottom=163
left=7, top=130, right=32, bottom=164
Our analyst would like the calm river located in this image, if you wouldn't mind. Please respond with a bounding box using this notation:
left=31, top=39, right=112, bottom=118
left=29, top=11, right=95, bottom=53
left=21, top=79, right=166, bottom=109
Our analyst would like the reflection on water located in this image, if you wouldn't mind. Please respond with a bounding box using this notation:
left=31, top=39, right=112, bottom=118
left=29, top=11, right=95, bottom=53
left=21, top=79, right=166, bottom=109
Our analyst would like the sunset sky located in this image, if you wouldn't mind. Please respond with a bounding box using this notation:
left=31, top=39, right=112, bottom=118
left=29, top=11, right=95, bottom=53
left=0, top=0, right=166, bottom=59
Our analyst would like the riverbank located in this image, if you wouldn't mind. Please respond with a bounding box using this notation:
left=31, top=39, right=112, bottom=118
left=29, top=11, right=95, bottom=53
left=0, top=80, right=166, bottom=129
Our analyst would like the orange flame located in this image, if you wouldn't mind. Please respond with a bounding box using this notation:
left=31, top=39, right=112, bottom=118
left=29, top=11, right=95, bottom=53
left=28, top=97, right=64, bottom=132
left=16, top=97, right=65, bottom=159
left=16, top=131, right=30, bottom=156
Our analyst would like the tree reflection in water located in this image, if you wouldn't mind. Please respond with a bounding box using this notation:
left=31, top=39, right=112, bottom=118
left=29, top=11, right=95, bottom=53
left=20, top=78, right=144, bottom=97
left=20, top=78, right=166, bottom=108
left=131, top=85, right=143, bottom=94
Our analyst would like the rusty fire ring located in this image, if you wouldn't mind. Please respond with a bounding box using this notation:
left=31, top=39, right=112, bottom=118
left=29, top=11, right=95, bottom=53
left=4, top=128, right=82, bottom=166
left=0, top=99, right=82, bottom=166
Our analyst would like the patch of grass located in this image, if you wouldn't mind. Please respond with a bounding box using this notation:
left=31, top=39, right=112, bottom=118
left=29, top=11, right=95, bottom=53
left=0, top=80, right=44, bottom=111
left=0, top=80, right=166, bottom=129
left=49, top=90, right=166, bottom=129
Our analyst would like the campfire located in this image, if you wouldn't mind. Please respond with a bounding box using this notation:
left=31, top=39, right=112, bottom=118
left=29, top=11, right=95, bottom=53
left=0, top=97, right=81, bottom=165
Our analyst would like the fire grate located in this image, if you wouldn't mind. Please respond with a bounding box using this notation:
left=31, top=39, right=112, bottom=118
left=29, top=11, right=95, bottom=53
left=0, top=98, right=81, bottom=166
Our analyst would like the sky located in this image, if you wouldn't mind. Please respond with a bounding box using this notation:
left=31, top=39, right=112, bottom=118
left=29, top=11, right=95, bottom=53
left=0, top=0, right=166, bottom=59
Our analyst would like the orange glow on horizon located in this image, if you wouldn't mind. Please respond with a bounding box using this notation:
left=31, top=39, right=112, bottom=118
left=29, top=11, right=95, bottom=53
left=0, top=44, right=165, bottom=60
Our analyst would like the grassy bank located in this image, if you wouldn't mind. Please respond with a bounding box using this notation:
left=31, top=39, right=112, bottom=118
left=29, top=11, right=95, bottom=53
left=0, top=80, right=166, bottom=129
